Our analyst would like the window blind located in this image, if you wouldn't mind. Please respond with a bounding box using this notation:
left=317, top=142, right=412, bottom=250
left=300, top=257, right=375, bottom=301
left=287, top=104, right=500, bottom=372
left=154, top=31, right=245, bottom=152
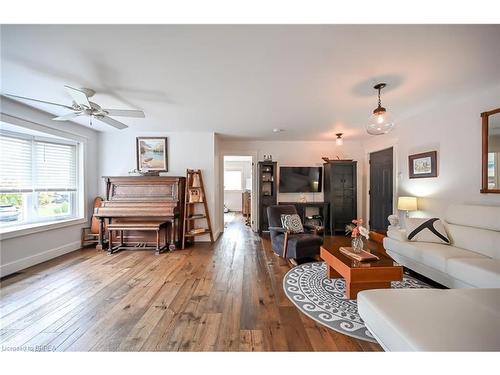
left=0, top=133, right=77, bottom=193
left=34, top=141, right=77, bottom=191
left=0, top=134, right=33, bottom=192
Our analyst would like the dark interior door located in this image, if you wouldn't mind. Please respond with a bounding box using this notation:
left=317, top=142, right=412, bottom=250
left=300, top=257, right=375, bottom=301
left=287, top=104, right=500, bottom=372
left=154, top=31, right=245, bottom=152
left=369, top=148, right=393, bottom=231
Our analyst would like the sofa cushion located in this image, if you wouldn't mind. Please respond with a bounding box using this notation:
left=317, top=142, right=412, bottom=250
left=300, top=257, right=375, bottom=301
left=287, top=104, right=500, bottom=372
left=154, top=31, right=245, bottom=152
left=447, top=258, right=500, bottom=288
left=446, top=223, right=500, bottom=259
left=446, top=204, right=500, bottom=231
left=387, top=228, right=407, bottom=242
left=383, top=237, right=485, bottom=272
left=358, top=288, right=500, bottom=351
left=406, top=218, right=450, bottom=244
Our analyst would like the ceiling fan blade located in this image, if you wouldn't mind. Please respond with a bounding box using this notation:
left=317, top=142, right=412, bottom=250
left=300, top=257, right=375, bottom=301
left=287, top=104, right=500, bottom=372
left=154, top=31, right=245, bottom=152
left=64, top=85, right=91, bottom=108
left=103, top=109, right=145, bottom=118
left=3, top=93, right=74, bottom=110
left=96, top=116, right=129, bottom=130
left=53, top=112, right=83, bottom=121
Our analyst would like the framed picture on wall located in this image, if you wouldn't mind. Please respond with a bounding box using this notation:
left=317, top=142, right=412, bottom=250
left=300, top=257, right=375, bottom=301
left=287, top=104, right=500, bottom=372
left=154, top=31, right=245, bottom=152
left=136, top=137, right=168, bottom=173
left=409, top=151, right=437, bottom=178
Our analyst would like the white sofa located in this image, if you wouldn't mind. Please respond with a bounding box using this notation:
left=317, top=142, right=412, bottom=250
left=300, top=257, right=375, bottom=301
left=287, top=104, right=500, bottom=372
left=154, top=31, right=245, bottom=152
left=358, top=204, right=500, bottom=351
left=383, top=204, right=500, bottom=288
left=358, top=288, right=500, bottom=351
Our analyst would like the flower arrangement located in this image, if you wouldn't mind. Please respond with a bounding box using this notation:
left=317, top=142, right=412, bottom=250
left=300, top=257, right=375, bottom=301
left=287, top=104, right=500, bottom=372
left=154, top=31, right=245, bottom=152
left=345, top=218, right=369, bottom=239
left=345, top=218, right=369, bottom=253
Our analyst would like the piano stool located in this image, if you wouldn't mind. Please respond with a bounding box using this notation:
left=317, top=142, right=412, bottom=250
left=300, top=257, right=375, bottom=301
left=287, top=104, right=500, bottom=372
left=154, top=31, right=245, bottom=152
left=106, top=221, right=171, bottom=255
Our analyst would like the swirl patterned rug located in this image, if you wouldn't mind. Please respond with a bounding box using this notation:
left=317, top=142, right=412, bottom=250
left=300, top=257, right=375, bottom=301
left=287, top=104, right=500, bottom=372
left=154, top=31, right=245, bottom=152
left=283, top=262, right=432, bottom=343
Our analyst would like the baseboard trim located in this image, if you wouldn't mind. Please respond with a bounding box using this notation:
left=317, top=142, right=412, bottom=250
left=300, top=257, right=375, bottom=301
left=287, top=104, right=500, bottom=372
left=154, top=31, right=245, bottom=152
left=0, top=240, right=81, bottom=277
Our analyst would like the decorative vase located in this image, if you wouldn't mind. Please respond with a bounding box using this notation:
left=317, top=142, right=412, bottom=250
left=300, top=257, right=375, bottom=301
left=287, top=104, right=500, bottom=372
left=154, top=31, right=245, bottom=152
left=351, top=236, right=364, bottom=253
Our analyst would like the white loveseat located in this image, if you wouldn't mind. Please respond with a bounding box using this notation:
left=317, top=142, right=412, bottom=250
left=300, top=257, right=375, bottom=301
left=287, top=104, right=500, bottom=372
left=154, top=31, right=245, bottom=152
left=383, top=204, right=500, bottom=288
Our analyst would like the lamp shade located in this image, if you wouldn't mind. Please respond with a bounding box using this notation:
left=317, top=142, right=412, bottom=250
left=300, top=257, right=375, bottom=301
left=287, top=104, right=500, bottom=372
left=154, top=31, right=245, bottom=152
left=398, top=196, right=417, bottom=211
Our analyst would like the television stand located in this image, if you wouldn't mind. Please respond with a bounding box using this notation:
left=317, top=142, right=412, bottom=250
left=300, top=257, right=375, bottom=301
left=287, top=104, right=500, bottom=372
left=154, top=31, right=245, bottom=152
left=278, top=201, right=330, bottom=234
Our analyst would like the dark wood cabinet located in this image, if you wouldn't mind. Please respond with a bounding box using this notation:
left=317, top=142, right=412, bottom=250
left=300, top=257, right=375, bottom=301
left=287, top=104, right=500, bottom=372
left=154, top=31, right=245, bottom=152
left=323, top=161, right=357, bottom=234
left=257, top=161, right=277, bottom=234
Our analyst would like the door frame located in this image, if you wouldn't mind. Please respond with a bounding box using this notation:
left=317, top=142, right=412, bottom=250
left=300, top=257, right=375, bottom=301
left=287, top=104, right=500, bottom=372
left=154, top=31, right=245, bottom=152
left=219, top=151, right=258, bottom=232
left=365, top=141, right=398, bottom=231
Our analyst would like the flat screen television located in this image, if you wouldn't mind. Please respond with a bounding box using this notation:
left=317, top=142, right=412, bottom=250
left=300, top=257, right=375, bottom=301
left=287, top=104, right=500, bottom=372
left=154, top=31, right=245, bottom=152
left=279, top=166, right=322, bottom=193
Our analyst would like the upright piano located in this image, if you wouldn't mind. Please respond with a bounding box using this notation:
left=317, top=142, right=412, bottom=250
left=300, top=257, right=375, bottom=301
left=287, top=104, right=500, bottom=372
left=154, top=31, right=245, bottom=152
left=94, top=176, right=186, bottom=251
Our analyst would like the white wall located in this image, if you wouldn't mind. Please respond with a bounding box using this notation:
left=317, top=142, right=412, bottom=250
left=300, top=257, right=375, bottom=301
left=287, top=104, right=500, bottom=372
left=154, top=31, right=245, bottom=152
left=213, top=134, right=222, bottom=236
left=0, top=98, right=99, bottom=276
left=219, top=140, right=365, bottom=230
left=223, top=158, right=252, bottom=211
left=98, top=129, right=219, bottom=240
left=363, top=84, right=500, bottom=223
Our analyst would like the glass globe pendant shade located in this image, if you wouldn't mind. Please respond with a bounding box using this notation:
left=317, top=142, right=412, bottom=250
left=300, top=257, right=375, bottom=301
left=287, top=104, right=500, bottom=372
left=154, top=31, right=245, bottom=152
left=366, top=107, right=394, bottom=135
left=366, top=82, right=395, bottom=135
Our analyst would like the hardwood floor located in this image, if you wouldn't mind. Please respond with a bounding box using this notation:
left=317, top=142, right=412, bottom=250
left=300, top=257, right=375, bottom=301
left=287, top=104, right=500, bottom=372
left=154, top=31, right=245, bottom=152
left=0, top=216, right=381, bottom=352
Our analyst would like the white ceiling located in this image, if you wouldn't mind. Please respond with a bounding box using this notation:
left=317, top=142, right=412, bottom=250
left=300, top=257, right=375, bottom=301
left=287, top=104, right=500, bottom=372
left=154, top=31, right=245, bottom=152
left=1, top=25, right=499, bottom=140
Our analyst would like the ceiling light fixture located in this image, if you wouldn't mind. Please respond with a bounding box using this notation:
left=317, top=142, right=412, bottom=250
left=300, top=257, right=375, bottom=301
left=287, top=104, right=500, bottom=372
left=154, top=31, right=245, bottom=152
left=366, top=83, right=394, bottom=135
left=335, top=133, right=343, bottom=146
left=273, top=128, right=284, bottom=133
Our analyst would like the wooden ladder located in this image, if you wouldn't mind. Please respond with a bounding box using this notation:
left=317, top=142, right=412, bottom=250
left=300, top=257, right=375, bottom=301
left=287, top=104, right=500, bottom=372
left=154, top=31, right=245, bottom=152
left=182, top=169, right=214, bottom=249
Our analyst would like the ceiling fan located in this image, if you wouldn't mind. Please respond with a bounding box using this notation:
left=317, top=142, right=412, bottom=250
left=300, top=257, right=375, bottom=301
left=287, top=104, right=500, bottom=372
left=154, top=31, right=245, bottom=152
left=4, top=85, right=145, bottom=129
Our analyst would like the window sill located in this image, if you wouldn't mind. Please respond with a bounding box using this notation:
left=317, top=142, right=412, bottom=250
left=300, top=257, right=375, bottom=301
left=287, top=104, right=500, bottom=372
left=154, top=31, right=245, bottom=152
left=0, top=217, right=87, bottom=240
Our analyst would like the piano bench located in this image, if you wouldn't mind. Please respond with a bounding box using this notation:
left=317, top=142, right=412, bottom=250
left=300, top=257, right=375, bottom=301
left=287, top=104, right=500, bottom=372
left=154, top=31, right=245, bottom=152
left=106, top=221, right=170, bottom=255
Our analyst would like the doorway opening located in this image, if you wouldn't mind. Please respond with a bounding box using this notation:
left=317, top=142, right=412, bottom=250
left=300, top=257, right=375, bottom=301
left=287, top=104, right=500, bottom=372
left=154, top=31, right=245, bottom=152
left=223, top=156, right=253, bottom=228
left=369, top=147, right=394, bottom=232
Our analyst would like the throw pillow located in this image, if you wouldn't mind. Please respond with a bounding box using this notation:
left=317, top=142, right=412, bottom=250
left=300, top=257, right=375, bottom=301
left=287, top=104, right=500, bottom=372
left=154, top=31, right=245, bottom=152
left=281, top=214, right=304, bottom=234
left=406, top=218, right=450, bottom=244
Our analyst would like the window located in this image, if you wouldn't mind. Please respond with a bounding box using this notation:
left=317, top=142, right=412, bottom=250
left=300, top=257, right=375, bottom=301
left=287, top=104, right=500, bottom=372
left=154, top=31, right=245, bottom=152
left=224, top=170, right=242, bottom=190
left=0, top=129, right=81, bottom=229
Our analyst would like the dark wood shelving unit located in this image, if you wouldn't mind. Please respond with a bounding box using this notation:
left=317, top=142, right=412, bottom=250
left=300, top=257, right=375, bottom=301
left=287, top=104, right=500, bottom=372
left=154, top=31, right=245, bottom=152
left=257, top=161, right=277, bottom=234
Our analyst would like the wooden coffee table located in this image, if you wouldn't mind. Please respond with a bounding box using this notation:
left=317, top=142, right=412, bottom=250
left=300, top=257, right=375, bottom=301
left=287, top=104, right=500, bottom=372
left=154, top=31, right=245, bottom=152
left=320, top=237, right=403, bottom=299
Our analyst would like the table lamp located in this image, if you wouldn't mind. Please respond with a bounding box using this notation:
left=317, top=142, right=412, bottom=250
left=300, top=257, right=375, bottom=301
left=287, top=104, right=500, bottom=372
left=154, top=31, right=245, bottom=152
left=398, top=196, right=417, bottom=217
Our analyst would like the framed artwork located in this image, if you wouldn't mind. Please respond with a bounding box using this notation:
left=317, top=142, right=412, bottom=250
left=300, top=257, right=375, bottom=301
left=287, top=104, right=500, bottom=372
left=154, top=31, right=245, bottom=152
left=409, top=151, right=438, bottom=178
left=136, top=137, right=168, bottom=173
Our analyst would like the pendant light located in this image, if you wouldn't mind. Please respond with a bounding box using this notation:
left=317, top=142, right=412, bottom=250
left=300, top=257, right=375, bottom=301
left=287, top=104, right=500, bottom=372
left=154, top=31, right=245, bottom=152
left=335, top=133, right=343, bottom=146
left=366, top=83, right=394, bottom=135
